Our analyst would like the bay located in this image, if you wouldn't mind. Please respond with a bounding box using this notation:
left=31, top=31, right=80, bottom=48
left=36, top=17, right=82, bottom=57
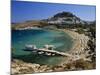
left=11, top=29, right=73, bottom=65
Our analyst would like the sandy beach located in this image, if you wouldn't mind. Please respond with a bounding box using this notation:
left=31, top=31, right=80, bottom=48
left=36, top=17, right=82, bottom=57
left=59, top=29, right=91, bottom=64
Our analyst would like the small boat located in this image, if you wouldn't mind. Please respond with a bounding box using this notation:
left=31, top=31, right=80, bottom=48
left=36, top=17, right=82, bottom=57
left=23, top=44, right=37, bottom=51
left=44, top=45, right=55, bottom=50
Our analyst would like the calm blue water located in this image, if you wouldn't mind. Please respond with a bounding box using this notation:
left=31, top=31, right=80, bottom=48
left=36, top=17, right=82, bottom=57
left=11, top=29, right=73, bottom=65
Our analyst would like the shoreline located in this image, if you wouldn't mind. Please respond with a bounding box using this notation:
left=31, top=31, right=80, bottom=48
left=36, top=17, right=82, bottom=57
left=58, top=29, right=90, bottom=64
left=12, top=28, right=90, bottom=63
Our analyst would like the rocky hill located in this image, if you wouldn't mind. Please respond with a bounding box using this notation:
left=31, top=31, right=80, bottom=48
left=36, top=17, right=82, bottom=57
left=43, top=11, right=86, bottom=25
left=12, top=11, right=94, bottom=30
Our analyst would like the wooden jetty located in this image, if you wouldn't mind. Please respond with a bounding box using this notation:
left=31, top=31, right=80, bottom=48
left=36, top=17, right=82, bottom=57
left=23, top=45, right=71, bottom=57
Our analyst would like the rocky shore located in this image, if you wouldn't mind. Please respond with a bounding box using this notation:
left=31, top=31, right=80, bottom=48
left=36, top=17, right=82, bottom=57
left=11, top=59, right=53, bottom=74
left=12, top=58, right=95, bottom=74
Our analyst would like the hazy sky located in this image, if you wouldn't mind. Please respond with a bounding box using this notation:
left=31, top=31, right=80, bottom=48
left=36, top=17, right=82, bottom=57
left=11, top=0, right=96, bottom=23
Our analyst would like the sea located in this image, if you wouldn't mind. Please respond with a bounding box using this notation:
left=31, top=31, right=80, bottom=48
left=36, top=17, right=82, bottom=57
left=11, top=29, right=73, bottom=65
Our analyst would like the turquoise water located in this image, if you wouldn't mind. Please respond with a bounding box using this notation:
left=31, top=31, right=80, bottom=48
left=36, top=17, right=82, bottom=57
left=12, top=29, right=73, bottom=65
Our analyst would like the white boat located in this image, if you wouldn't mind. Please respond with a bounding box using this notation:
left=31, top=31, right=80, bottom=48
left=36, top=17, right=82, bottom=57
left=44, top=44, right=55, bottom=50
left=24, top=44, right=37, bottom=51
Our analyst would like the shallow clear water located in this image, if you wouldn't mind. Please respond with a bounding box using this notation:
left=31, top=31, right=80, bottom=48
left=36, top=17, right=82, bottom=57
left=11, top=29, right=73, bottom=65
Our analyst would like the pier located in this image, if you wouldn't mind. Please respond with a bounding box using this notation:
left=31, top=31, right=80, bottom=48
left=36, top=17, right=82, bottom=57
left=23, top=45, right=71, bottom=57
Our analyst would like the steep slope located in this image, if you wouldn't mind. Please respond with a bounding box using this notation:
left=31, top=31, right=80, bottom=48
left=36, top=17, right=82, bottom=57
left=45, top=11, right=86, bottom=25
